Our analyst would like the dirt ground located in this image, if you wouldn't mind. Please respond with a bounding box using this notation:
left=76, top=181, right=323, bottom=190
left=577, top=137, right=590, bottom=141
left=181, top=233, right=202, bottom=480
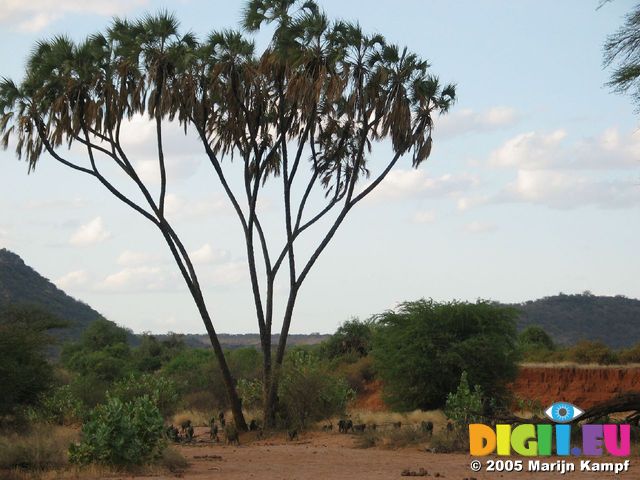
left=115, top=427, right=635, bottom=480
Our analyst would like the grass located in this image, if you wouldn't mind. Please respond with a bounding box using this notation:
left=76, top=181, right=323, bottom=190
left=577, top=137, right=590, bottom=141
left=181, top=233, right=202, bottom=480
left=0, top=425, right=77, bottom=471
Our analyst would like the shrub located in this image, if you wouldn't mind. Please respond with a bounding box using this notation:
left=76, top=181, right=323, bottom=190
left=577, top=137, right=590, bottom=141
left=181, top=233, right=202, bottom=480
left=278, top=350, right=354, bottom=428
left=109, top=373, right=179, bottom=418
left=429, top=430, right=468, bottom=453
left=444, top=372, right=484, bottom=427
left=69, top=395, right=165, bottom=467
left=34, top=385, right=86, bottom=425
left=372, top=299, right=519, bottom=410
left=237, top=378, right=264, bottom=410
left=565, top=340, right=618, bottom=365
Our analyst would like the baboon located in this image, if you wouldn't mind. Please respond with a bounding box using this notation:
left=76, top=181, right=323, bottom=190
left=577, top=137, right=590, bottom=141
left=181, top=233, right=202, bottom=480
left=287, top=429, right=299, bottom=441
left=218, top=410, right=225, bottom=424
left=338, top=419, right=346, bottom=433
left=322, top=423, right=333, bottom=432
left=225, top=424, right=240, bottom=445
left=210, top=423, right=219, bottom=441
left=420, top=421, right=434, bottom=436
left=186, top=424, right=195, bottom=442
left=446, top=421, right=454, bottom=433
left=249, top=419, right=259, bottom=431
left=345, top=419, right=353, bottom=433
left=180, top=419, right=192, bottom=436
left=353, top=423, right=366, bottom=433
left=165, top=424, right=179, bottom=442
left=393, top=421, right=402, bottom=429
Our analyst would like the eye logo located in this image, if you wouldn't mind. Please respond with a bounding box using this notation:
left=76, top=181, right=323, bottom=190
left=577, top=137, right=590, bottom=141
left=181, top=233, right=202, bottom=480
left=544, top=402, right=584, bottom=423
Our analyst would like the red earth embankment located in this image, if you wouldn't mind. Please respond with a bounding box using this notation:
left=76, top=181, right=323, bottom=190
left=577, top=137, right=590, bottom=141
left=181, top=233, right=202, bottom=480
left=355, top=365, right=640, bottom=411
left=510, top=364, right=640, bottom=409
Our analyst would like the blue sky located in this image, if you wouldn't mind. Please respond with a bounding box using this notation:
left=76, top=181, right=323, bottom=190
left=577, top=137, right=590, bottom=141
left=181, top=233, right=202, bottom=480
left=0, top=0, right=638, bottom=334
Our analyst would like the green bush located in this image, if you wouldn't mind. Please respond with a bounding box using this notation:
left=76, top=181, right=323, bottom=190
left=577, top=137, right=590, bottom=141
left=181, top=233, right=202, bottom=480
left=565, top=340, right=618, bottom=365
left=69, top=395, right=165, bottom=467
left=444, top=371, right=484, bottom=427
left=34, top=385, right=86, bottom=425
left=109, top=373, right=179, bottom=418
left=237, top=378, right=264, bottom=410
left=278, top=350, right=354, bottom=428
left=372, top=299, right=519, bottom=410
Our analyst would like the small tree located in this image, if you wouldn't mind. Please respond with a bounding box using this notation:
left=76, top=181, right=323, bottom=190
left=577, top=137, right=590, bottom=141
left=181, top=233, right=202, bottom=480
left=444, top=371, right=484, bottom=427
left=0, top=0, right=455, bottom=427
left=0, top=306, right=64, bottom=417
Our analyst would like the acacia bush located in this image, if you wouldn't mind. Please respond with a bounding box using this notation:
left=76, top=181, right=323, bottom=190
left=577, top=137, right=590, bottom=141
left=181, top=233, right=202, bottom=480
left=277, top=350, right=354, bottom=428
left=372, top=299, right=519, bottom=410
left=109, top=374, right=179, bottom=418
left=69, top=396, right=164, bottom=467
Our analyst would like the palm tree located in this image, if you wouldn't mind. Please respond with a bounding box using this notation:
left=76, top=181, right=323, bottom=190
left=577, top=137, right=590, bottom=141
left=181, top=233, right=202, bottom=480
left=1, top=0, right=455, bottom=428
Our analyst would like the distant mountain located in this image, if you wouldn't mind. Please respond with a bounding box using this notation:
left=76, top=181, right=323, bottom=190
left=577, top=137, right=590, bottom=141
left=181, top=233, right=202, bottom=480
left=0, top=248, right=107, bottom=344
left=513, top=293, right=640, bottom=349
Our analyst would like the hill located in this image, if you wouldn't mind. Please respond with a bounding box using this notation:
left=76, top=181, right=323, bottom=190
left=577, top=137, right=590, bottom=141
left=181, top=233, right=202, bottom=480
left=512, top=292, right=640, bottom=349
left=0, top=248, right=107, bottom=344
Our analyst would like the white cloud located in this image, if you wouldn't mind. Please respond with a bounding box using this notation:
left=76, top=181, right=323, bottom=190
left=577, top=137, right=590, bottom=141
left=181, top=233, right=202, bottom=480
left=55, top=270, right=89, bottom=290
left=489, top=128, right=640, bottom=170
left=190, top=244, right=229, bottom=264
left=69, top=217, right=111, bottom=246
left=437, top=106, right=519, bottom=138
left=465, top=221, right=497, bottom=234
left=0, top=0, right=148, bottom=32
left=499, top=170, right=640, bottom=209
left=367, top=169, right=478, bottom=202
left=117, top=250, right=160, bottom=267
left=412, top=210, right=436, bottom=224
left=99, top=266, right=177, bottom=292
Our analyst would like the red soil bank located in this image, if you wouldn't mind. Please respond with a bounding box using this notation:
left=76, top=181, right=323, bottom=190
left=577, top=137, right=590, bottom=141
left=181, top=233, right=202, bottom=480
left=510, top=365, right=640, bottom=409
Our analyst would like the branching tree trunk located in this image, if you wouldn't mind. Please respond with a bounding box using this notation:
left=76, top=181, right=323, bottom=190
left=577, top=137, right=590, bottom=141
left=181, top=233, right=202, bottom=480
left=0, top=0, right=455, bottom=430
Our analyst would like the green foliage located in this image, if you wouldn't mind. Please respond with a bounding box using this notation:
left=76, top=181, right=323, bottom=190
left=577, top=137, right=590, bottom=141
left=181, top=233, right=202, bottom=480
left=619, top=342, right=640, bottom=363
left=226, top=347, right=262, bottom=380
left=319, top=318, right=375, bottom=361
left=278, top=350, right=354, bottom=428
left=0, top=306, right=61, bottom=416
left=161, top=348, right=226, bottom=408
left=132, top=333, right=186, bottom=373
left=109, top=373, right=179, bottom=418
left=519, top=325, right=555, bottom=351
left=372, top=299, right=519, bottom=410
left=444, top=372, right=484, bottom=427
left=61, top=319, right=133, bottom=384
left=237, top=378, right=264, bottom=410
left=68, top=396, right=165, bottom=467
left=33, top=385, right=86, bottom=425
left=565, top=340, right=618, bottom=365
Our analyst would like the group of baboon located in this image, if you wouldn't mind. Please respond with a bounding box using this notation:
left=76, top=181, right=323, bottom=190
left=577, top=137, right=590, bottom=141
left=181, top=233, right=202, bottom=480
left=166, top=412, right=451, bottom=446
left=331, top=418, right=443, bottom=436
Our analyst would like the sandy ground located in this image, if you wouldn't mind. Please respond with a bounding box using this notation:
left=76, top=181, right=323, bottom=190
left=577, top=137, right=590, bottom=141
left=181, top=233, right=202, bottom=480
left=108, top=427, right=638, bottom=480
